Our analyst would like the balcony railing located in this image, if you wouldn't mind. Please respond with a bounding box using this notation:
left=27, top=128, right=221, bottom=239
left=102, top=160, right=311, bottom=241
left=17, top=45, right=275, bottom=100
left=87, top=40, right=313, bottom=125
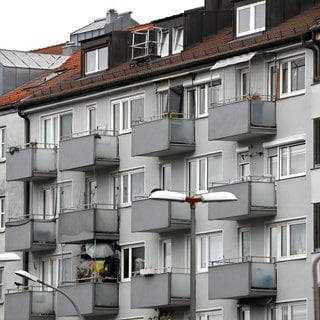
left=57, top=277, right=118, bottom=317
left=59, top=130, right=119, bottom=171
left=5, top=214, right=56, bottom=252
left=208, top=176, right=277, bottom=220
left=208, top=256, right=277, bottom=300
left=131, top=267, right=190, bottom=309
left=208, top=96, right=276, bottom=141
left=132, top=197, right=191, bottom=232
left=132, top=114, right=195, bottom=157
left=6, top=143, right=57, bottom=181
left=58, top=204, right=119, bottom=243
left=5, top=286, right=54, bottom=320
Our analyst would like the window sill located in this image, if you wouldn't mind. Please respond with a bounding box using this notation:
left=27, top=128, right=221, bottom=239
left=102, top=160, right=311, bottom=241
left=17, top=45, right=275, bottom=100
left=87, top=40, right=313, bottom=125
left=277, top=255, right=307, bottom=262
left=279, top=90, right=305, bottom=100
left=277, top=173, right=306, bottom=181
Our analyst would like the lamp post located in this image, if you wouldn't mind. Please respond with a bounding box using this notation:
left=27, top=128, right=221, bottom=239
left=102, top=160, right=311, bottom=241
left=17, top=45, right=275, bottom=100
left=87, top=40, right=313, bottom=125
left=149, top=190, right=237, bottom=320
left=15, top=270, right=84, bottom=320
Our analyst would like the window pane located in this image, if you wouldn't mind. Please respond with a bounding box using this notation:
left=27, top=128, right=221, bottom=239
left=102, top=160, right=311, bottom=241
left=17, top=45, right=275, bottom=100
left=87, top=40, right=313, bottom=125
left=270, top=227, right=278, bottom=258
left=158, top=31, right=169, bottom=57
left=131, top=98, right=144, bottom=123
left=131, top=172, right=144, bottom=201
left=280, top=147, right=288, bottom=176
left=200, top=237, right=206, bottom=268
left=60, top=257, right=72, bottom=283
left=44, top=119, right=51, bottom=145
left=199, top=159, right=206, bottom=191
left=209, top=233, right=223, bottom=262
left=281, top=226, right=287, bottom=256
left=123, top=248, right=129, bottom=278
left=238, top=7, right=250, bottom=34
left=291, top=58, right=305, bottom=92
left=113, top=103, right=120, bottom=132
left=281, top=306, right=288, bottom=320
left=123, top=101, right=129, bottom=130
left=188, top=89, right=196, bottom=118
left=163, top=241, right=172, bottom=269
left=255, top=3, right=265, bottom=29
left=209, top=80, right=222, bottom=105
left=158, top=91, right=168, bottom=114
left=60, top=113, right=72, bottom=138
left=208, top=154, right=222, bottom=186
left=291, top=304, right=307, bottom=320
left=132, top=247, right=145, bottom=276
left=289, top=144, right=305, bottom=175
left=189, top=161, right=197, bottom=194
left=198, top=85, right=206, bottom=115
left=241, top=71, right=249, bottom=97
left=98, top=47, right=108, bottom=70
left=282, top=62, right=289, bottom=94
left=162, top=164, right=172, bottom=190
left=122, top=175, right=128, bottom=203
left=86, top=50, right=96, bottom=73
left=290, top=223, right=306, bottom=255
left=89, top=108, right=96, bottom=131
left=241, top=230, right=251, bottom=257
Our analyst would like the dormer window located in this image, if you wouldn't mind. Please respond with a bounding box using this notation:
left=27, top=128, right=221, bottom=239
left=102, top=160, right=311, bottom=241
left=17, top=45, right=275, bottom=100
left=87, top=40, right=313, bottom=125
left=85, top=46, right=108, bottom=75
left=157, top=29, right=170, bottom=57
left=236, top=1, right=266, bottom=37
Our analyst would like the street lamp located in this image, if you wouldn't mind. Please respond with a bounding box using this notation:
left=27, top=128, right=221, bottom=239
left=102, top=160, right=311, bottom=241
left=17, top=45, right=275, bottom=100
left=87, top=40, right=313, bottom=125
left=149, top=190, right=237, bottom=320
left=15, top=270, right=84, bottom=320
left=0, top=252, right=21, bottom=262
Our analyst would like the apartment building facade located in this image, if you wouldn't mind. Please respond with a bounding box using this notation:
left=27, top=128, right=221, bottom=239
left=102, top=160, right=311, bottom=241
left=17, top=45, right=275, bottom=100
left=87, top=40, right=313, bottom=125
left=1, top=0, right=320, bottom=319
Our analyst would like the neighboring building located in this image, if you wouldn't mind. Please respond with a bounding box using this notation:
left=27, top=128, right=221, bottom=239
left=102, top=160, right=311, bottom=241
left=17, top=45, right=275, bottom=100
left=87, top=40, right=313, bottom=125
left=0, top=1, right=320, bottom=320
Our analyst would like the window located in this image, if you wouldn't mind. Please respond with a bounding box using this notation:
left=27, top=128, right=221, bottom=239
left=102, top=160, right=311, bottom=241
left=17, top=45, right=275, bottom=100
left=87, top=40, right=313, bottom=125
left=198, top=231, right=223, bottom=272
left=0, top=268, right=3, bottom=301
left=239, top=227, right=251, bottom=258
left=157, top=29, right=169, bottom=57
left=266, top=142, right=306, bottom=179
left=280, top=56, right=305, bottom=97
left=209, top=77, right=222, bottom=105
left=236, top=1, right=266, bottom=37
left=157, top=90, right=169, bottom=115
left=41, top=254, right=72, bottom=287
left=114, top=170, right=144, bottom=206
left=189, top=153, right=222, bottom=195
left=87, top=104, right=97, bottom=132
left=122, top=244, right=145, bottom=280
left=86, top=178, right=97, bottom=207
left=85, top=46, right=108, bottom=74
left=112, top=95, right=144, bottom=134
left=268, top=219, right=306, bottom=259
left=172, top=27, right=184, bottom=54
left=161, top=163, right=172, bottom=190
left=271, top=301, right=307, bottom=320
left=160, top=239, right=172, bottom=271
left=43, top=186, right=56, bottom=218
left=43, top=112, right=73, bottom=146
left=238, top=152, right=250, bottom=179
left=314, top=203, right=320, bottom=252
left=314, top=118, right=320, bottom=166
left=0, top=197, right=5, bottom=230
left=197, top=83, right=211, bottom=118
left=0, top=127, right=6, bottom=160
left=187, top=88, right=196, bottom=118
left=268, top=63, right=277, bottom=99
left=198, top=310, right=223, bottom=320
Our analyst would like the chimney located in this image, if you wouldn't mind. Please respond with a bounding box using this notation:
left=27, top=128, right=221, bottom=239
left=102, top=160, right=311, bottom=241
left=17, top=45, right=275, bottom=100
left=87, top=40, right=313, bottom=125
left=106, top=9, right=118, bottom=24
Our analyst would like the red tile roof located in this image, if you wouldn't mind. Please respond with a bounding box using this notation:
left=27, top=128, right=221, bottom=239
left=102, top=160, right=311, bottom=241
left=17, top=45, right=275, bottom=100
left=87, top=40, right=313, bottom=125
left=1, top=4, right=320, bottom=109
left=31, top=43, right=68, bottom=55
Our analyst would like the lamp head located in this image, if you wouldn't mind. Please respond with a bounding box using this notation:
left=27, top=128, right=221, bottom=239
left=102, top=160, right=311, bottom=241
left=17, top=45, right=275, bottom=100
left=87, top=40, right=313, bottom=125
left=149, top=190, right=187, bottom=202
left=15, top=270, right=39, bottom=283
left=200, top=191, right=237, bottom=202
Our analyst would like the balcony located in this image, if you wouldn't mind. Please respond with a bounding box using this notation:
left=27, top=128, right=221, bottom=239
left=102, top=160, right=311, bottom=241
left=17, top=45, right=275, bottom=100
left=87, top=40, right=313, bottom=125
left=208, top=256, right=277, bottom=300
left=6, top=143, right=57, bottom=181
left=208, top=176, right=276, bottom=221
left=57, top=280, right=118, bottom=317
left=208, top=97, right=276, bottom=141
left=5, top=287, right=54, bottom=320
left=58, top=205, right=119, bottom=244
left=131, top=270, right=190, bottom=308
left=132, top=114, right=195, bottom=157
left=132, top=198, right=190, bottom=233
left=59, top=130, right=119, bottom=171
left=5, top=215, right=56, bottom=252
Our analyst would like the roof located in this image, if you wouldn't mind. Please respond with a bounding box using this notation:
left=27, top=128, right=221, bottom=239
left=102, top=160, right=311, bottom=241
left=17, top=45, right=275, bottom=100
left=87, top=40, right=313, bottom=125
left=0, top=50, right=80, bottom=107
left=1, top=3, right=320, bottom=109
left=0, top=49, right=68, bottom=69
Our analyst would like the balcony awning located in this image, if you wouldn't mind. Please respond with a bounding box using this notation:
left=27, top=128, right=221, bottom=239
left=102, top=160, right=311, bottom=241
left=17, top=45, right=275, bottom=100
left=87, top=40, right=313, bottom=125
left=210, top=52, right=257, bottom=70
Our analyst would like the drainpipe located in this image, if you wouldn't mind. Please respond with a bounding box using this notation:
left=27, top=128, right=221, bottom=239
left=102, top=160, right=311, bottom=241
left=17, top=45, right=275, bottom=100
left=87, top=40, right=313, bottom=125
left=17, top=107, right=30, bottom=285
left=301, top=31, right=320, bottom=80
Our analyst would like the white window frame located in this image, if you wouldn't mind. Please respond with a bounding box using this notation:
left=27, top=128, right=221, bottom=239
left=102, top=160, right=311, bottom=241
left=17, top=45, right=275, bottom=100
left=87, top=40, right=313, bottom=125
left=157, top=29, right=170, bottom=57
left=197, top=231, right=223, bottom=272
left=86, top=103, right=97, bottom=132
left=114, top=169, right=144, bottom=207
left=161, top=163, right=172, bottom=190
left=196, top=82, right=211, bottom=118
left=239, top=227, right=251, bottom=258
left=279, top=56, right=305, bottom=98
left=172, top=26, right=184, bottom=54
left=266, top=142, right=306, bottom=180
left=42, top=111, right=73, bottom=146
left=0, top=197, right=5, bottom=231
left=268, top=219, right=307, bottom=260
left=86, top=177, right=97, bottom=208
left=85, top=46, right=108, bottom=75
left=0, top=268, right=3, bottom=301
left=188, top=153, right=223, bottom=195
left=272, top=300, right=307, bottom=320
left=121, top=243, right=145, bottom=281
left=197, top=309, right=223, bottom=320
left=236, top=1, right=266, bottom=37
left=157, top=89, right=169, bottom=115
left=111, top=94, right=144, bottom=134
left=0, top=127, right=6, bottom=160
